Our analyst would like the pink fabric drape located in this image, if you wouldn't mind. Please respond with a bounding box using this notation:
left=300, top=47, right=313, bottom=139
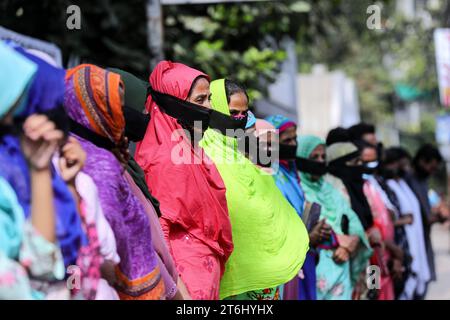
left=134, top=61, right=233, bottom=299
left=364, top=180, right=395, bottom=300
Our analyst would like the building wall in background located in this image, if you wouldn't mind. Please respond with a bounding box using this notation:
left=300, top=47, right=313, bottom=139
left=297, top=65, right=360, bottom=139
left=255, top=38, right=298, bottom=121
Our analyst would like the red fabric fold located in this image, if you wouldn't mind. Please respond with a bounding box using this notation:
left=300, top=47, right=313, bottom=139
left=135, top=61, right=233, bottom=263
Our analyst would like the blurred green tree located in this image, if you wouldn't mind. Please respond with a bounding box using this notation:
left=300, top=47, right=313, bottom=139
left=1, top=0, right=150, bottom=76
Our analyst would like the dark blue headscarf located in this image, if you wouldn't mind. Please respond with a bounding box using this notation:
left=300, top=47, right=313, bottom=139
left=12, top=46, right=66, bottom=117
left=0, top=45, right=87, bottom=268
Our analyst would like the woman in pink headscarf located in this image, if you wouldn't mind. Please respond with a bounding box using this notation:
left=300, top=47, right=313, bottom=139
left=135, top=61, right=233, bottom=300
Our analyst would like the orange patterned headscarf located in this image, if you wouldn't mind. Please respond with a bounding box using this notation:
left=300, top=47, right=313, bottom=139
left=65, top=64, right=125, bottom=144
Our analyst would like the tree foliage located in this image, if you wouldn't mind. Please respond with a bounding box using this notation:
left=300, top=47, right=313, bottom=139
left=1, top=0, right=150, bottom=76
left=0, top=0, right=445, bottom=126
left=163, top=1, right=311, bottom=100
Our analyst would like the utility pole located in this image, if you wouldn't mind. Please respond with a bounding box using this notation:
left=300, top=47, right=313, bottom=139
left=146, top=0, right=164, bottom=70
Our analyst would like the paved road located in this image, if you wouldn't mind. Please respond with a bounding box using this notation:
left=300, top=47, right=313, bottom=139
left=426, top=223, right=450, bottom=300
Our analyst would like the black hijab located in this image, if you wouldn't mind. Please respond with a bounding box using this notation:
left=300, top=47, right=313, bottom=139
left=328, top=150, right=374, bottom=230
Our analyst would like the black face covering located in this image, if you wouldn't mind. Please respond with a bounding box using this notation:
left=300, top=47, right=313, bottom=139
left=414, top=164, right=431, bottom=180
left=376, top=142, right=384, bottom=162
left=279, top=143, right=297, bottom=160
left=44, top=105, right=70, bottom=138
left=5, top=105, right=70, bottom=142
left=380, top=167, right=398, bottom=180
left=69, top=118, right=116, bottom=151
left=362, top=164, right=377, bottom=175
left=147, top=86, right=247, bottom=136
left=123, top=106, right=150, bottom=142
left=0, top=124, right=18, bottom=137
left=397, top=167, right=407, bottom=178
left=13, top=105, right=70, bottom=139
left=238, top=134, right=274, bottom=167
left=328, top=156, right=374, bottom=230
left=296, top=157, right=328, bottom=176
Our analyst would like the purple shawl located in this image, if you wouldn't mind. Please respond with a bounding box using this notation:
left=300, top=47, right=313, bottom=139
left=124, top=171, right=178, bottom=299
left=64, top=71, right=160, bottom=298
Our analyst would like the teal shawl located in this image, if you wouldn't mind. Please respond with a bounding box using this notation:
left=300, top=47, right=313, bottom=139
left=297, top=135, right=372, bottom=300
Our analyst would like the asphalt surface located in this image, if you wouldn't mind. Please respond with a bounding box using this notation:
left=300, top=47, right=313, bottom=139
left=426, top=223, right=450, bottom=300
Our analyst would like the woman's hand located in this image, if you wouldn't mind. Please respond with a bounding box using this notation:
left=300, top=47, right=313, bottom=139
left=21, top=114, right=64, bottom=171
left=101, top=260, right=118, bottom=287
left=309, top=219, right=332, bottom=247
left=336, top=234, right=360, bottom=254
left=385, top=240, right=404, bottom=262
left=59, top=136, right=87, bottom=183
left=396, top=214, right=414, bottom=226
left=390, top=258, right=405, bottom=281
left=367, top=227, right=383, bottom=247
left=332, top=247, right=350, bottom=264
left=21, top=115, right=63, bottom=243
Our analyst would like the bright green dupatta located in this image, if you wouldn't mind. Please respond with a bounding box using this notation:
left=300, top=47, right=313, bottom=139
left=200, top=79, right=309, bottom=299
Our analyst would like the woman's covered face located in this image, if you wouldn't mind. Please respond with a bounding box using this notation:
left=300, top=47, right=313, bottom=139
left=228, top=92, right=248, bottom=119
left=309, top=144, right=326, bottom=163
left=187, top=77, right=211, bottom=109
left=309, top=144, right=326, bottom=181
left=279, top=126, right=297, bottom=146
left=346, top=156, right=363, bottom=167
left=361, top=146, right=377, bottom=163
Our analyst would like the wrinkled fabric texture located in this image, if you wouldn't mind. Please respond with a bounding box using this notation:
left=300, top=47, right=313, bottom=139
left=52, top=157, right=116, bottom=300
left=265, top=117, right=312, bottom=300
left=126, top=156, right=161, bottom=217
left=65, top=64, right=125, bottom=144
left=297, top=252, right=318, bottom=300
left=0, top=49, right=86, bottom=268
left=13, top=46, right=66, bottom=118
left=135, top=61, right=233, bottom=299
left=375, top=175, right=412, bottom=298
left=266, top=115, right=305, bottom=214
left=73, top=171, right=120, bottom=265
left=327, top=142, right=374, bottom=230
left=363, top=177, right=395, bottom=300
left=108, top=68, right=148, bottom=112
left=64, top=64, right=162, bottom=300
left=160, top=220, right=223, bottom=300
left=108, top=69, right=162, bottom=214
left=265, top=114, right=296, bottom=133
left=200, top=79, right=309, bottom=299
left=124, top=171, right=178, bottom=300
left=0, top=177, right=65, bottom=300
left=272, top=162, right=305, bottom=217
left=0, top=42, right=37, bottom=118
left=386, top=179, right=430, bottom=299
left=225, top=286, right=283, bottom=300
left=405, top=173, right=436, bottom=282
left=0, top=132, right=85, bottom=271
left=50, top=158, right=103, bottom=300
left=297, top=135, right=372, bottom=300
left=74, top=170, right=120, bottom=300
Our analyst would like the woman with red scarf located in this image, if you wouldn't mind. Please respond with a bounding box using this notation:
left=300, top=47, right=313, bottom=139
left=135, top=61, right=233, bottom=300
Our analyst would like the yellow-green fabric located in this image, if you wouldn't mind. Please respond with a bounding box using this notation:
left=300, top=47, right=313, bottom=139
left=200, top=79, right=309, bottom=299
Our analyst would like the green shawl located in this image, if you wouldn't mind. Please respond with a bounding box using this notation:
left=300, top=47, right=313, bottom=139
left=297, top=135, right=372, bottom=286
left=200, top=79, right=309, bottom=299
